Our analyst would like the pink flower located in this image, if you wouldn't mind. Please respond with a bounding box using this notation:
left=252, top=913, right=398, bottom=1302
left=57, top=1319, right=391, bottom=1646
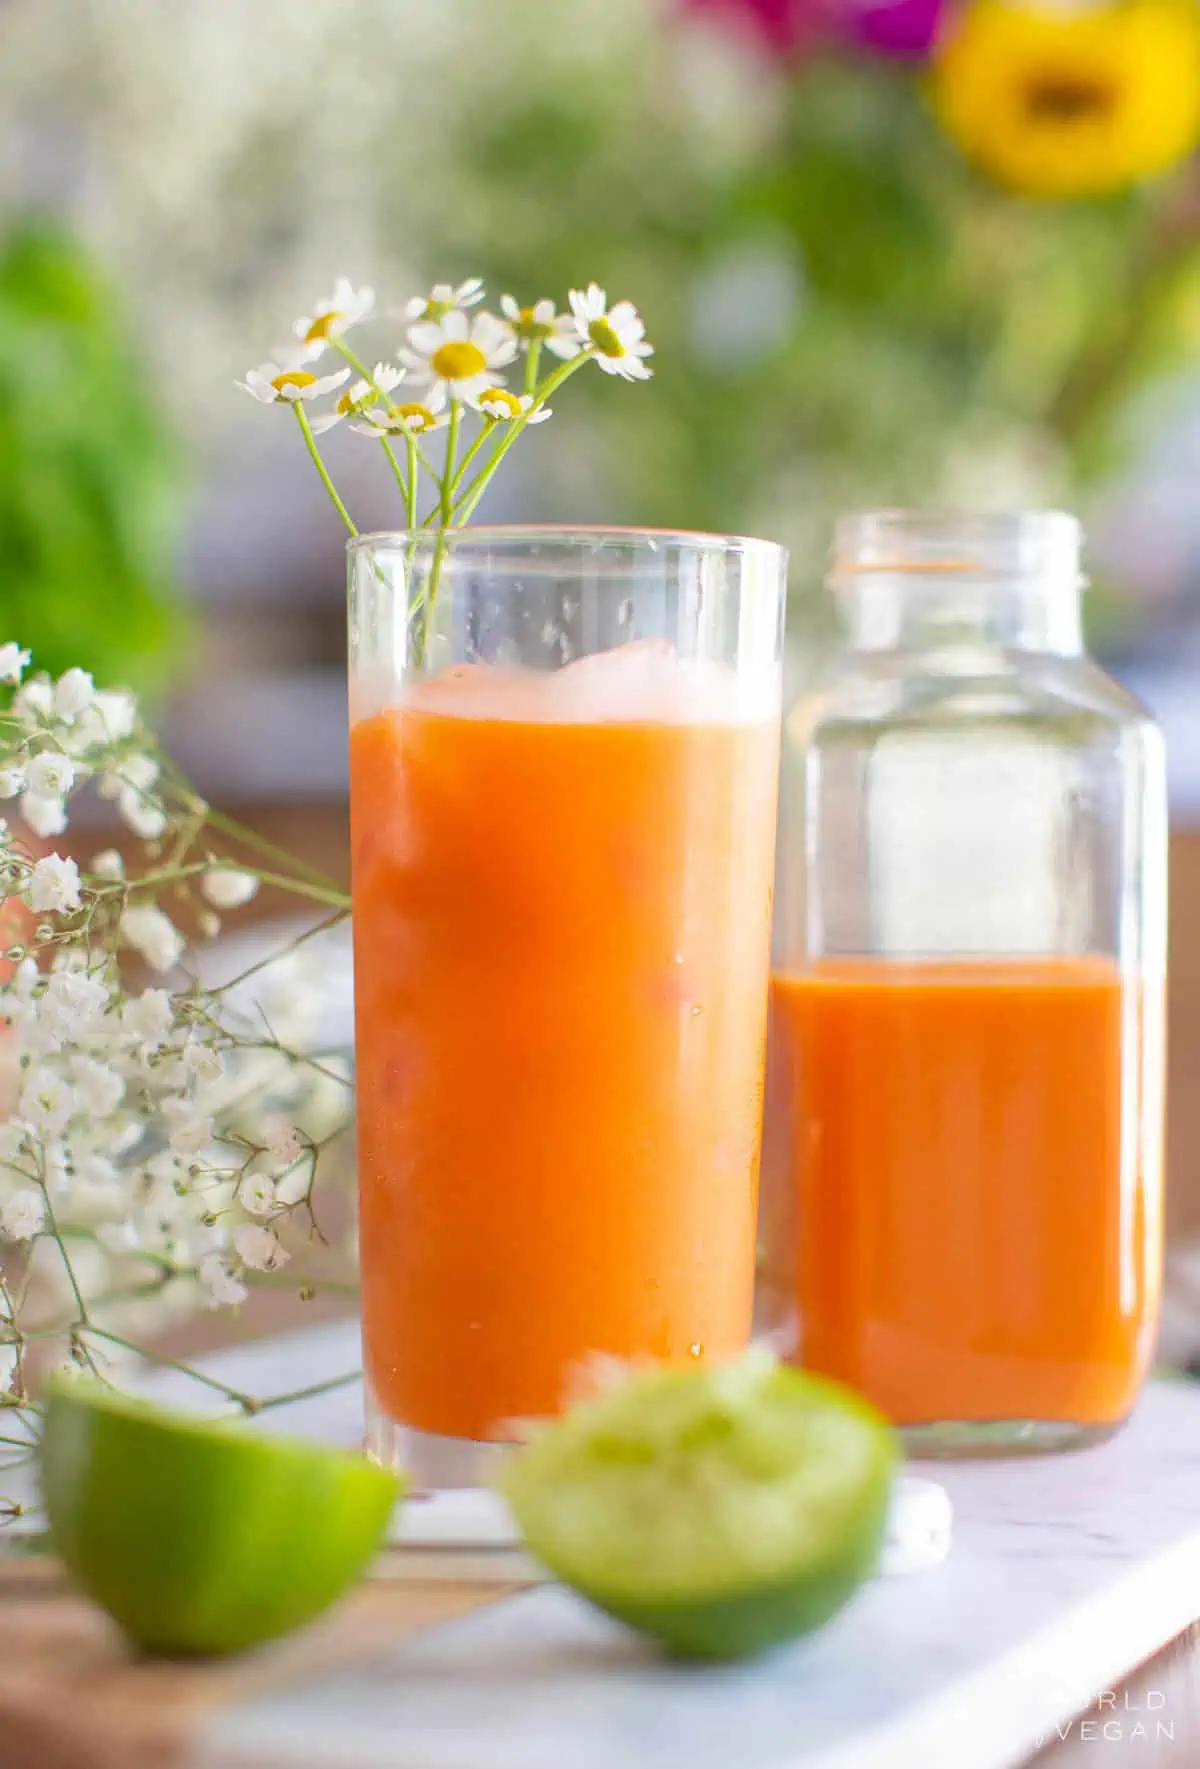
left=683, top=0, right=823, bottom=56
left=840, top=0, right=943, bottom=57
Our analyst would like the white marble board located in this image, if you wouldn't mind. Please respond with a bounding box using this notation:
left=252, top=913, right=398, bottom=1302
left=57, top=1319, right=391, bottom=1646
left=177, top=1324, right=1200, bottom=1769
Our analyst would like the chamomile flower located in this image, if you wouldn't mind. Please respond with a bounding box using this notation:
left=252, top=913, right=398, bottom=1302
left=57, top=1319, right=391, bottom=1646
left=402, top=278, right=486, bottom=322
left=475, top=389, right=553, bottom=425
left=498, top=295, right=580, bottom=360
left=236, top=361, right=352, bottom=405
left=568, top=286, right=654, bottom=381
left=352, top=383, right=450, bottom=437
left=308, top=363, right=404, bottom=436
left=291, top=278, right=375, bottom=354
left=401, top=310, right=517, bottom=405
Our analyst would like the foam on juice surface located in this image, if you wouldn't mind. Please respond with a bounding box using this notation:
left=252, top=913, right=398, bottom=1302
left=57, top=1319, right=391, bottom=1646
left=352, top=641, right=778, bottom=727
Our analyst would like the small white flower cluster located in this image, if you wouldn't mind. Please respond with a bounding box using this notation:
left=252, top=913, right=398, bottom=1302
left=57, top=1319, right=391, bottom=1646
left=236, top=275, right=654, bottom=531
left=0, top=939, right=339, bottom=1312
left=0, top=653, right=154, bottom=848
left=0, top=651, right=356, bottom=1431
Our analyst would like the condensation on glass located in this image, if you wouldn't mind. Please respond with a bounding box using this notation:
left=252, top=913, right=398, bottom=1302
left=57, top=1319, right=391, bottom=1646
left=764, top=512, right=1167, bottom=1456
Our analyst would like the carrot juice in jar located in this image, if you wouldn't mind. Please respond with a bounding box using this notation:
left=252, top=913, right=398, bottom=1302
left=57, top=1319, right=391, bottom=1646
left=766, top=513, right=1167, bottom=1454
left=348, top=529, right=786, bottom=1485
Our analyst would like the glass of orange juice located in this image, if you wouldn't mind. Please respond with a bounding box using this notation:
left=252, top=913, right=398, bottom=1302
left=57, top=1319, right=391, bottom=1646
left=348, top=527, right=786, bottom=1485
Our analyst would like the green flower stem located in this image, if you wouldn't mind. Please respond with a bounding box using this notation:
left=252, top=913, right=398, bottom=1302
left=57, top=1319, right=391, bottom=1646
left=447, top=422, right=494, bottom=502
left=292, top=404, right=357, bottom=537
left=377, top=438, right=412, bottom=504
left=84, top=1329, right=256, bottom=1411
left=209, top=907, right=349, bottom=999
left=524, top=339, right=542, bottom=396
left=254, top=1369, right=362, bottom=1413
left=453, top=350, right=592, bottom=525
left=192, top=802, right=344, bottom=895
left=42, top=1194, right=89, bottom=1324
left=217, top=867, right=349, bottom=911
left=330, top=340, right=412, bottom=508
left=405, top=436, right=418, bottom=528
left=415, top=400, right=464, bottom=660
left=332, top=339, right=373, bottom=381
left=440, top=400, right=462, bottom=528
left=103, top=858, right=349, bottom=913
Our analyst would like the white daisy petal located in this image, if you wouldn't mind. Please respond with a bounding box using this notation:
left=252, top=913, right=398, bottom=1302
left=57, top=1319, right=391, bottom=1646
left=402, top=279, right=487, bottom=324
left=291, top=280, right=375, bottom=351
left=310, top=367, right=352, bottom=398
left=607, top=300, right=640, bottom=332
left=407, top=322, right=446, bottom=356
left=373, top=363, right=405, bottom=394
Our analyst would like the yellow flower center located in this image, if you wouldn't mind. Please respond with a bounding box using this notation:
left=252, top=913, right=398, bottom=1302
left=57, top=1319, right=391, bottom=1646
left=389, top=401, right=438, bottom=431
left=303, top=311, right=341, bottom=343
left=1024, top=75, right=1116, bottom=124
left=587, top=316, right=624, bottom=357
left=431, top=340, right=488, bottom=381
left=481, top=390, right=524, bottom=421
left=514, top=305, right=553, bottom=341
left=271, top=371, right=317, bottom=394
left=335, top=389, right=362, bottom=416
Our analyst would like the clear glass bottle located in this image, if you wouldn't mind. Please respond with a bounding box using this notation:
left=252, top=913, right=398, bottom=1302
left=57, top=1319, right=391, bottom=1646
left=766, top=512, right=1167, bottom=1455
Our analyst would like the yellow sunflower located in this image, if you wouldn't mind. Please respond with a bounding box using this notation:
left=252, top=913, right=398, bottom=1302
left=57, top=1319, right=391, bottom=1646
left=932, top=0, right=1200, bottom=199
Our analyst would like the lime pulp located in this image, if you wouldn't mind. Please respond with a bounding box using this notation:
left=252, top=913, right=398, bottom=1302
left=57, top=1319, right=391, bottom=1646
left=501, top=1355, right=898, bottom=1660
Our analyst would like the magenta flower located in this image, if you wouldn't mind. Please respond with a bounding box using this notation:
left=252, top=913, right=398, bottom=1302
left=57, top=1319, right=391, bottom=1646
left=841, top=0, right=944, bottom=56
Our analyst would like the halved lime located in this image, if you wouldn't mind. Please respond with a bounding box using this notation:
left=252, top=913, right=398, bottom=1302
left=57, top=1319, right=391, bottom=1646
left=501, top=1356, right=897, bottom=1660
left=39, top=1379, right=403, bottom=1656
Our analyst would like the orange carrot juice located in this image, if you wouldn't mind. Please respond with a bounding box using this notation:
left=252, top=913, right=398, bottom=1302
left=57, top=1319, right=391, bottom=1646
left=772, top=959, right=1161, bottom=1431
left=351, top=667, right=779, bottom=1442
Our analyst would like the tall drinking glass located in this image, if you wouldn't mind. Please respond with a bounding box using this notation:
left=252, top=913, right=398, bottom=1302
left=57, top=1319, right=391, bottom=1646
left=348, top=528, right=786, bottom=1486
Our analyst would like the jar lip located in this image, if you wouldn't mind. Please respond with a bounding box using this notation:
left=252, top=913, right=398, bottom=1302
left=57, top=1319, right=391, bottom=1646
left=829, top=509, right=1086, bottom=589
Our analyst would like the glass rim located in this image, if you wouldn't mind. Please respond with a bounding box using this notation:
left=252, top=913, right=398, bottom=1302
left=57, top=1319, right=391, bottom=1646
left=345, top=523, right=787, bottom=563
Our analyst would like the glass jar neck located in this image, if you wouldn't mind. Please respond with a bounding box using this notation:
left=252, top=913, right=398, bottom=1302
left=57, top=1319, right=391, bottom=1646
left=841, top=575, right=1085, bottom=658
left=831, top=512, right=1087, bottom=659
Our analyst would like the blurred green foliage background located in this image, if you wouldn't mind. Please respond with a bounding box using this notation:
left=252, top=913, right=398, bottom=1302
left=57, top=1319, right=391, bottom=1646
left=433, top=48, right=1199, bottom=610
left=0, top=0, right=1197, bottom=673
left=0, top=222, right=184, bottom=689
